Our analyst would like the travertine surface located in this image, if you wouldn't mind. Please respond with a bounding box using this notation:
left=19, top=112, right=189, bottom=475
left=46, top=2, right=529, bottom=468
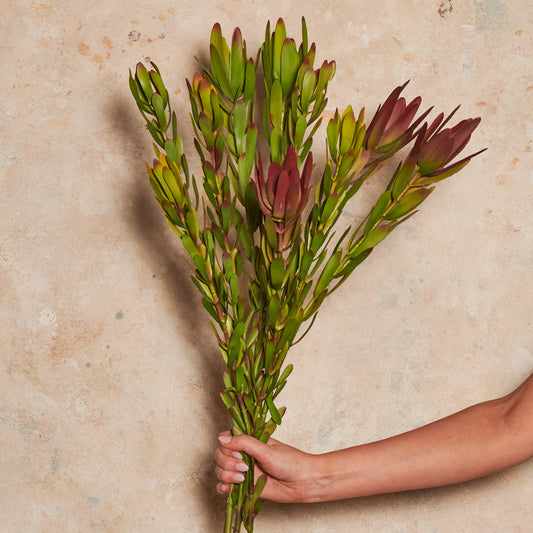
left=1, top=1, right=532, bottom=532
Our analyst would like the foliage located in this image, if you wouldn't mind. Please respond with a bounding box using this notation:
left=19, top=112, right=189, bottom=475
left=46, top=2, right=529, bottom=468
left=129, top=18, right=484, bottom=532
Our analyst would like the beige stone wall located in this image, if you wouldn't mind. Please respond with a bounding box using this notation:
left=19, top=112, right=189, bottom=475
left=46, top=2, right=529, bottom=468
left=1, top=1, right=532, bottom=531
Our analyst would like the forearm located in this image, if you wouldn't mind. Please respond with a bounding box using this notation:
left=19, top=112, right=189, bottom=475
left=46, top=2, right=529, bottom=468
left=309, top=377, right=533, bottom=502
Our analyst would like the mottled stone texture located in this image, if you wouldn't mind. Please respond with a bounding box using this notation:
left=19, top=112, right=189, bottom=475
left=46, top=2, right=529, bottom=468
left=1, top=1, right=532, bottom=532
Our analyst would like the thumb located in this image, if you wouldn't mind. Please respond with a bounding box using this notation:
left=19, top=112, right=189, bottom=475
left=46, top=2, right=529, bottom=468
left=218, top=433, right=269, bottom=462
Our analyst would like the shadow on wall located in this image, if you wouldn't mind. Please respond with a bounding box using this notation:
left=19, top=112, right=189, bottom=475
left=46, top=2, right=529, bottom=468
left=109, top=95, right=229, bottom=527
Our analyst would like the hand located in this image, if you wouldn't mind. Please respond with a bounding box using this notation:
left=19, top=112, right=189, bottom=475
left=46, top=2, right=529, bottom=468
left=214, top=431, right=319, bottom=503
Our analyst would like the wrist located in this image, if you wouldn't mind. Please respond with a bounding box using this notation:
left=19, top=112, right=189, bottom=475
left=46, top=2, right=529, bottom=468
left=303, top=450, right=352, bottom=503
left=282, top=451, right=333, bottom=504
left=308, top=446, right=368, bottom=502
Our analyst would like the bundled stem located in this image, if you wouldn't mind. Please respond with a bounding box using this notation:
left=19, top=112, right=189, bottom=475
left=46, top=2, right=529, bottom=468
left=129, top=17, right=484, bottom=532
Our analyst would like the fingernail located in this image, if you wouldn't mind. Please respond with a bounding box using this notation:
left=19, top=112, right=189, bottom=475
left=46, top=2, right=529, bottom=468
left=232, top=473, right=245, bottom=483
left=235, top=462, right=249, bottom=472
left=232, top=451, right=242, bottom=460
left=218, top=435, right=231, bottom=444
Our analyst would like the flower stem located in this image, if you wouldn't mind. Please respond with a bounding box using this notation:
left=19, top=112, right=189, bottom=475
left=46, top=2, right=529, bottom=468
left=224, top=488, right=234, bottom=533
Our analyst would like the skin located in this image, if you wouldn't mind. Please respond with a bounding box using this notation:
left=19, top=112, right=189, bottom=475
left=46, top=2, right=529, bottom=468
left=214, top=373, right=533, bottom=503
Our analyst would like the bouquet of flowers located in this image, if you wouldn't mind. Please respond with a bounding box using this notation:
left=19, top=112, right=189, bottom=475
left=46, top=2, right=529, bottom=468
left=129, top=18, right=484, bottom=532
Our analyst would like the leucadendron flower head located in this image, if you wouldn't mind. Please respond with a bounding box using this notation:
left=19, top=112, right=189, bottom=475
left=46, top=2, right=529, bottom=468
left=254, top=146, right=313, bottom=252
left=364, top=81, right=431, bottom=158
left=415, top=108, right=486, bottom=179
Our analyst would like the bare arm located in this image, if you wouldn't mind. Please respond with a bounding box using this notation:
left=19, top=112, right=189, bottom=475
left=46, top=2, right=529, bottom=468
left=214, top=374, right=533, bottom=503
left=312, top=373, right=533, bottom=501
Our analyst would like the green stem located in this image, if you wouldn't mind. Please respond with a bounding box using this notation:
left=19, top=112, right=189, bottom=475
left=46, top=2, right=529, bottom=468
left=224, top=487, right=234, bottom=533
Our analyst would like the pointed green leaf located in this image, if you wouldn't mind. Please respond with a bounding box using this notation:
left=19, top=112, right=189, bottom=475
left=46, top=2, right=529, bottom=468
left=220, top=201, right=232, bottom=233
left=392, top=157, right=417, bottom=200
left=145, top=119, right=165, bottom=147
left=201, top=297, right=219, bottom=322
left=267, top=294, right=281, bottom=330
left=416, top=159, right=470, bottom=185
left=294, top=114, right=307, bottom=148
left=164, top=140, right=179, bottom=165
left=385, top=187, right=434, bottom=220
left=356, top=224, right=389, bottom=253
left=190, top=275, right=212, bottom=299
left=278, top=363, right=293, bottom=384
left=243, top=59, right=256, bottom=103
left=222, top=371, right=233, bottom=390
left=364, top=190, right=391, bottom=235
left=337, top=149, right=358, bottom=180
left=161, top=167, right=182, bottom=205
left=210, top=23, right=229, bottom=68
left=280, top=38, right=300, bottom=98
left=299, top=251, right=314, bottom=281
left=222, top=251, right=234, bottom=276
left=210, top=89, right=223, bottom=129
left=229, top=273, right=240, bottom=303
left=243, top=123, right=257, bottom=172
left=277, top=317, right=301, bottom=350
left=261, top=24, right=272, bottom=89
left=327, top=112, right=339, bottom=162
left=242, top=393, right=255, bottom=416
left=264, top=341, right=276, bottom=373
left=151, top=92, right=166, bottom=129
left=181, top=233, right=198, bottom=258
left=272, top=18, right=287, bottom=80
left=315, top=60, right=335, bottom=98
left=149, top=68, right=169, bottom=106
left=340, top=106, right=356, bottom=154
left=336, top=248, right=372, bottom=277
left=198, top=113, right=214, bottom=149
left=314, top=249, right=342, bottom=296
left=269, top=79, right=283, bottom=132
left=253, top=474, right=267, bottom=503
left=229, top=28, right=245, bottom=97
left=270, top=127, right=282, bottom=163
left=300, top=68, right=316, bottom=111
left=129, top=72, right=148, bottom=107
left=301, top=17, right=308, bottom=58
left=299, top=137, right=313, bottom=164
left=270, top=257, right=285, bottom=289
left=266, top=395, right=282, bottom=425
left=310, top=232, right=326, bottom=255
left=235, top=365, right=245, bottom=393
left=135, top=62, right=153, bottom=101
left=185, top=210, right=199, bottom=241
left=320, top=194, right=338, bottom=223
left=210, top=44, right=232, bottom=98
left=193, top=254, right=209, bottom=281
left=233, top=100, right=247, bottom=154
left=220, top=390, right=234, bottom=410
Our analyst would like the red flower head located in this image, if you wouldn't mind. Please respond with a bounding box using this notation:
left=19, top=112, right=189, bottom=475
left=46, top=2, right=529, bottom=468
left=365, top=81, right=430, bottom=156
left=253, top=146, right=313, bottom=251
left=414, top=107, right=486, bottom=177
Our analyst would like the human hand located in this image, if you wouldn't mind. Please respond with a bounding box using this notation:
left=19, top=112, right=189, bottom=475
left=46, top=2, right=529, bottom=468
left=214, top=431, right=319, bottom=503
